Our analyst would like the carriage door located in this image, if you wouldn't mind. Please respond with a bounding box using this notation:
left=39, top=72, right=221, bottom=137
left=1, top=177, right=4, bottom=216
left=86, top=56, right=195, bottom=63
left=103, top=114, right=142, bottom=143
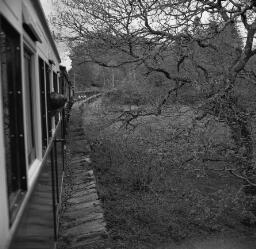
left=0, top=16, right=27, bottom=223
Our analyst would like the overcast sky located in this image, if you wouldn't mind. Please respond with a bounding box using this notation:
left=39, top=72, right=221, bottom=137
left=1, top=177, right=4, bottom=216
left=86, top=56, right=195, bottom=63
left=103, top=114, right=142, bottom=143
left=40, top=0, right=72, bottom=70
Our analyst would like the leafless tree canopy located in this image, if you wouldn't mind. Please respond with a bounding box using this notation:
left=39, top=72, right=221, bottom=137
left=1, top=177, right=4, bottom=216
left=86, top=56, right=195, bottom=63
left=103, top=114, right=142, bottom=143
left=54, top=0, right=256, bottom=186
left=55, top=0, right=256, bottom=79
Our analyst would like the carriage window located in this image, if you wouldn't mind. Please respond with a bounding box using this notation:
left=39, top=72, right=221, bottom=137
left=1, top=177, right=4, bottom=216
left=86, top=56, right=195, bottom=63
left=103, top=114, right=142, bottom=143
left=59, top=73, right=64, bottom=95
left=45, top=63, right=52, bottom=138
left=1, top=16, right=27, bottom=223
left=39, top=58, right=47, bottom=151
left=53, top=72, right=59, bottom=125
left=53, top=72, right=58, bottom=93
left=24, top=47, right=36, bottom=166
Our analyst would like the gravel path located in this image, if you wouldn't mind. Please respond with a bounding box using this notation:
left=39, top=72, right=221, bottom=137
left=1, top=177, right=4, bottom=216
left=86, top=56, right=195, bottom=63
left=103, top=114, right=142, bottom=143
left=58, top=102, right=110, bottom=249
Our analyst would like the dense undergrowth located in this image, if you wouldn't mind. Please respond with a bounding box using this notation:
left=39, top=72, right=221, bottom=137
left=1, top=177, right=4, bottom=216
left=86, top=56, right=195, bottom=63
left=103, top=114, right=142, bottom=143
left=81, top=90, right=256, bottom=249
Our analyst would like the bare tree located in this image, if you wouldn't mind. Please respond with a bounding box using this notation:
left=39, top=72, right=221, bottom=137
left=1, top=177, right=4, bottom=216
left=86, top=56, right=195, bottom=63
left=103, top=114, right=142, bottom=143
left=54, top=0, right=256, bottom=187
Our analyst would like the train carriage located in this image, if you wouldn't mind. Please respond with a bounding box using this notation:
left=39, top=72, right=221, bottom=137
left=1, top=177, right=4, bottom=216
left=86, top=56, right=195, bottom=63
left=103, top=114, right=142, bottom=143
left=0, top=1, right=73, bottom=248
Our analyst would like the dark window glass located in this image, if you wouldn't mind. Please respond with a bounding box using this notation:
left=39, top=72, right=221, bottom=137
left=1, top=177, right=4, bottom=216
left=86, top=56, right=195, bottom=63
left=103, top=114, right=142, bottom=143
left=53, top=72, right=58, bottom=92
left=59, top=75, right=64, bottom=95
left=39, top=58, right=47, bottom=151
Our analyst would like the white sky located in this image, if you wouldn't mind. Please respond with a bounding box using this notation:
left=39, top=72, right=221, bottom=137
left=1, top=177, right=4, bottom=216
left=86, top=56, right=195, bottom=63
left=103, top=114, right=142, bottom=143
left=40, top=0, right=72, bottom=70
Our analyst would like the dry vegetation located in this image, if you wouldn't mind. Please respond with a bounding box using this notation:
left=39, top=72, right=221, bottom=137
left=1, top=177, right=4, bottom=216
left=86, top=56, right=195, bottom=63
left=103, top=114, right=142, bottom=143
left=80, top=90, right=256, bottom=249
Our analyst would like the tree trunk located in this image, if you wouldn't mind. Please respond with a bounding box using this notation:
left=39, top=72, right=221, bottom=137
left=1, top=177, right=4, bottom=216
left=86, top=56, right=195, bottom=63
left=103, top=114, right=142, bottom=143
left=205, top=87, right=255, bottom=191
left=218, top=93, right=255, bottom=192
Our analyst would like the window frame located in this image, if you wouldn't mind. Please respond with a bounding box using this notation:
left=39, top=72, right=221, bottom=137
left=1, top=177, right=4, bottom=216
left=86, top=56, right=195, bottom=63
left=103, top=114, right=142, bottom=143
left=45, top=63, right=52, bottom=139
left=23, top=47, right=36, bottom=166
left=22, top=34, right=41, bottom=183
